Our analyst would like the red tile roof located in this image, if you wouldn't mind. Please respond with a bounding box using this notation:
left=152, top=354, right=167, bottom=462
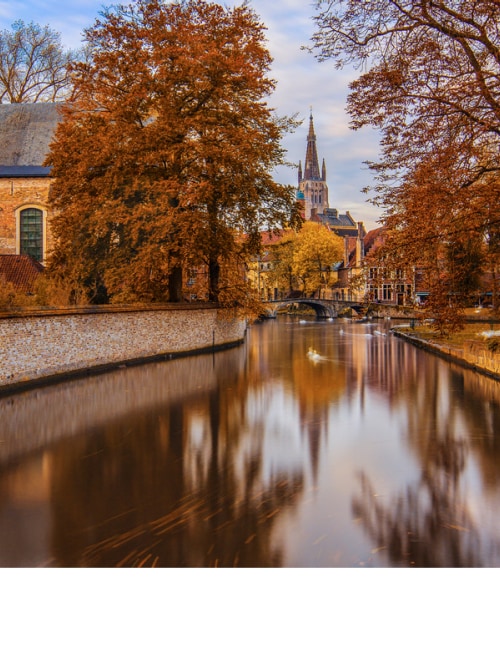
left=260, top=230, right=285, bottom=246
left=363, top=227, right=385, bottom=255
left=0, top=254, right=44, bottom=292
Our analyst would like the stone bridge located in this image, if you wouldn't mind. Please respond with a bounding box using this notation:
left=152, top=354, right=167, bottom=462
left=262, top=298, right=364, bottom=319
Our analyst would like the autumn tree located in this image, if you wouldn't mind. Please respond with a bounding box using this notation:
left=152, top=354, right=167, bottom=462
left=267, top=231, right=297, bottom=295
left=291, top=222, right=343, bottom=296
left=0, top=20, right=77, bottom=103
left=46, top=0, right=300, bottom=306
left=310, top=1, right=500, bottom=328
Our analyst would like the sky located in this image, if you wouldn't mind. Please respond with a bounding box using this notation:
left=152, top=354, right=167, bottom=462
left=0, top=0, right=382, bottom=229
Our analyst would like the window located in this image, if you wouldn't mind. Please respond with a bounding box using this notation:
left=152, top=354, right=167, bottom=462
left=20, top=208, right=43, bottom=262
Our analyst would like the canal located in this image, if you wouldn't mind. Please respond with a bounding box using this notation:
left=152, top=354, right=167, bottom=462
left=1, top=316, right=499, bottom=567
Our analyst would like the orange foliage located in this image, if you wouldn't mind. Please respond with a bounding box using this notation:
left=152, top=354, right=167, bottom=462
left=46, top=0, right=300, bottom=306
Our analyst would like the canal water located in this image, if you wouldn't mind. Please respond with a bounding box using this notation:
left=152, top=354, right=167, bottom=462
left=1, top=316, right=499, bottom=567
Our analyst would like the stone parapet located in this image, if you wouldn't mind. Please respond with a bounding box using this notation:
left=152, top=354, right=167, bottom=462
left=0, top=304, right=246, bottom=391
left=392, top=327, right=500, bottom=380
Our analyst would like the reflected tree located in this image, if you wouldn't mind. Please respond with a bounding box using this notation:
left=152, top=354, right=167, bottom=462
left=351, top=432, right=500, bottom=568
left=47, top=367, right=304, bottom=567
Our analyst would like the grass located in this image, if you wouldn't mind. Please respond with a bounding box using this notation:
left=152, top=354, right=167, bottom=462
left=409, top=319, right=499, bottom=354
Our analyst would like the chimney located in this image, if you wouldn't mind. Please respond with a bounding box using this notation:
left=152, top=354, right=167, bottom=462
left=356, top=222, right=364, bottom=267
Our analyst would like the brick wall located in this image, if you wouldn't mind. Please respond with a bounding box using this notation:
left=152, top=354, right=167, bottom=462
left=0, top=304, right=246, bottom=388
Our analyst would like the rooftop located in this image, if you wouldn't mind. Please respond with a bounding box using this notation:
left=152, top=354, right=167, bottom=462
left=0, top=102, right=61, bottom=176
left=0, top=254, right=44, bottom=292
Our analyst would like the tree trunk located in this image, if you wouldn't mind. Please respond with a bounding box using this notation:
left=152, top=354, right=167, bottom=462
left=168, top=265, right=183, bottom=302
left=208, top=258, right=220, bottom=302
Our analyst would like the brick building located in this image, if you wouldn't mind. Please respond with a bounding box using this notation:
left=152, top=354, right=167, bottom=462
left=0, top=103, right=61, bottom=264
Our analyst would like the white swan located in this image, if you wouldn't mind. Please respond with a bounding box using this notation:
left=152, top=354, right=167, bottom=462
left=307, top=347, right=323, bottom=362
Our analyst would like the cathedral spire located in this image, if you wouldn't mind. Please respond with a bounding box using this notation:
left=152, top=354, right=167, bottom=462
left=304, top=111, right=321, bottom=180
left=297, top=109, right=329, bottom=219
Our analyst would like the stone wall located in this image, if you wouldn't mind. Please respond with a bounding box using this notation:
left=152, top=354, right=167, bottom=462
left=463, top=341, right=500, bottom=378
left=0, top=176, right=53, bottom=256
left=0, top=304, right=246, bottom=389
left=392, top=327, right=500, bottom=380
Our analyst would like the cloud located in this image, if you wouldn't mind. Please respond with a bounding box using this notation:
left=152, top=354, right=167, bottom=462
left=248, top=1, right=382, bottom=227
left=1, top=0, right=383, bottom=228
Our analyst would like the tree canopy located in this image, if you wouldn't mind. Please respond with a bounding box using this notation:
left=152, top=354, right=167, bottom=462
left=46, top=0, right=300, bottom=306
left=310, top=0, right=500, bottom=326
left=292, top=222, right=344, bottom=295
left=0, top=20, right=76, bottom=103
left=268, top=223, right=344, bottom=296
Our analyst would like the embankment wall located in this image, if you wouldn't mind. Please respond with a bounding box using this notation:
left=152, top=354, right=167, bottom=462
left=393, top=327, right=500, bottom=380
left=0, top=304, right=246, bottom=391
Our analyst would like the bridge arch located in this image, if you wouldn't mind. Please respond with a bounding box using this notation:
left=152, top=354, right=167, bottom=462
left=265, top=299, right=337, bottom=319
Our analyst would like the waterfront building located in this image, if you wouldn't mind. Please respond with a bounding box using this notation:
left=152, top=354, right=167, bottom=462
left=0, top=103, right=61, bottom=264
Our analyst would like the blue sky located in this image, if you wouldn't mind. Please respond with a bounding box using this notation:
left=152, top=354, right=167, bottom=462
left=1, top=0, right=382, bottom=228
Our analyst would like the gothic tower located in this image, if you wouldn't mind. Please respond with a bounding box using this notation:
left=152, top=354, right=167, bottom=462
left=298, top=112, right=329, bottom=219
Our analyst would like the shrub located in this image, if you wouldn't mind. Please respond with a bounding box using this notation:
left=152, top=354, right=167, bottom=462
left=0, top=277, right=31, bottom=309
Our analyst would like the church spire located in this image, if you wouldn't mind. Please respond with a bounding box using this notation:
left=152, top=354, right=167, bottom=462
left=297, top=109, right=329, bottom=219
left=304, top=111, right=321, bottom=180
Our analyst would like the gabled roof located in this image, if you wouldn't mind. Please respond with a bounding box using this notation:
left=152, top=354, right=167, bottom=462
left=363, top=227, right=385, bottom=255
left=0, top=254, right=44, bottom=292
left=260, top=230, right=285, bottom=246
left=0, top=102, right=61, bottom=176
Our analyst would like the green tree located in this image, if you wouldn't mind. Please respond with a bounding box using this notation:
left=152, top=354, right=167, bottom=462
left=46, top=0, right=300, bottom=305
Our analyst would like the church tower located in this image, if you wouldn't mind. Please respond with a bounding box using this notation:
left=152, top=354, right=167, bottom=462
left=298, top=112, right=329, bottom=219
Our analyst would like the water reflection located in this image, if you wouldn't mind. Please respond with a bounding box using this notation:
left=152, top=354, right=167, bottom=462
left=0, top=317, right=499, bottom=566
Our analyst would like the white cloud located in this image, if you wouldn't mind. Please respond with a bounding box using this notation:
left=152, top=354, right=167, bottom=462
left=245, top=0, right=382, bottom=228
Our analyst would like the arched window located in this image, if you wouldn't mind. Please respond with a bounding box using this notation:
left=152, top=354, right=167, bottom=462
left=20, top=208, right=43, bottom=262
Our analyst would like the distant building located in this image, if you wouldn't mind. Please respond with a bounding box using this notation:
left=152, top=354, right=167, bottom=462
left=297, top=112, right=366, bottom=249
left=0, top=103, right=61, bottom=264
left=298, top=112, right=329, bottom=220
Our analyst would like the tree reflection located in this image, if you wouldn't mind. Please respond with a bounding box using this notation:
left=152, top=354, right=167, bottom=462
left=352, top=431, right=500, bottom=567
left=3, top=318, right=500, bottom=567
left=48, top=372, right=304, bottom=567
